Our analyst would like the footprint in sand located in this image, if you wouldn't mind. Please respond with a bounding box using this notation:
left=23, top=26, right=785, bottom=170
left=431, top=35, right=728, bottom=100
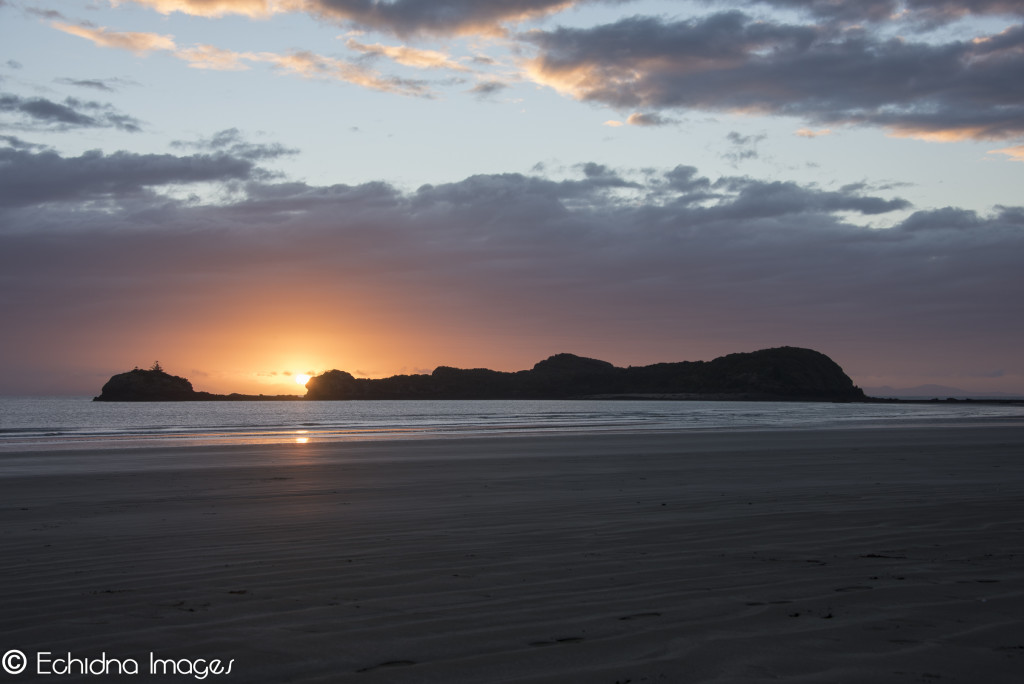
left=618, top=612, right=662, bottom=621
left=355, top=660, right=416, bottom=673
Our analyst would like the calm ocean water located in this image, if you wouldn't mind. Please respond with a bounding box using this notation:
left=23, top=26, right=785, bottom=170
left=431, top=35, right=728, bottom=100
left=2, top=396, right=1023, bottom=453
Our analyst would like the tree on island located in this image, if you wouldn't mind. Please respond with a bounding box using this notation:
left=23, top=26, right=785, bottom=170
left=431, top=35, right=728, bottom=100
left=150, top=361, right=164, bottom=373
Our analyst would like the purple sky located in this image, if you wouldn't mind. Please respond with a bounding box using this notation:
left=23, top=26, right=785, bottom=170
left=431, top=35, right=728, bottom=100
left=1, top=0, right=1022, bottom=395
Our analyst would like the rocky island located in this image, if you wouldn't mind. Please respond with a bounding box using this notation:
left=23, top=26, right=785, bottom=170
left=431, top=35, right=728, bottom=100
left=305, top=347, right=865, bottom=401
left=93, top=364, right=302, bottom=402
left=95, top=348, right=866, bottom=401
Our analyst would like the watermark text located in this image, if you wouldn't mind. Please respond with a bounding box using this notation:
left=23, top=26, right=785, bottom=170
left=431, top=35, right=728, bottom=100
left=3, top=649, right=235, bottom=679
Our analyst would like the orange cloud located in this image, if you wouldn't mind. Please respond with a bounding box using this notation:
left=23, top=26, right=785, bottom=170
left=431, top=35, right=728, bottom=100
left=254, top=50, right=432, bottom=97
left=53, top=22, right=176, bottom=55
left=795, top=127, right=833, bottom=138
left=109, top=0, right=284, bottom=18
left=344, top=38, right=470, bottom=72
left=115, top=0, right=580, bottom=36
left=175, top=44, right=254, bottom=70
left=522, top=59, right=614, bottom=100
left=51, top=20, right=432, bottom=95
left=988, top=145, right=1024, bottom=162
left=885, top=126, right=996, bottom=142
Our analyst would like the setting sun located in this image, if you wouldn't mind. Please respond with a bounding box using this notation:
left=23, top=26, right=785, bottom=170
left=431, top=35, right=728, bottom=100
left=295, top=373, right=312, bottom=386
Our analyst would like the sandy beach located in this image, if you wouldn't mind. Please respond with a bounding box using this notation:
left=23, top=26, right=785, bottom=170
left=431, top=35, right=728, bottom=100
left=1, top=426, right=1022, bottom=683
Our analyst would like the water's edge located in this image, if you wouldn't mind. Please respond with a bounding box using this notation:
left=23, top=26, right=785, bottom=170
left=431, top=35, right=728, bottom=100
left=3, top=397, right=1023, bottom=453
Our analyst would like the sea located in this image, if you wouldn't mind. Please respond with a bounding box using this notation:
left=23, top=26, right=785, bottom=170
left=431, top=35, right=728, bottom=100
left=2, top=396, right=1023, bottom=453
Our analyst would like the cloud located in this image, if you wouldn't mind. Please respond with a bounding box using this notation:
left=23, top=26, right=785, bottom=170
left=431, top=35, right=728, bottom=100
left=903, top=0, right=1024, bottom=23
left=795, top=127, right=833, bottom=138
left=2, top=141, right=1021, bottom=393
left=53, top=18, right=254, bottom=71
left=0, top=92, right=143, bottom=132
left=345, top=38, right=470, bottom=71
left=523, top=12, right=1024, bottom=141
left=54, top=77, right=138, bottom=92
left=469, top=80, right=510, bottom=98
left=745, top=0, right=1024, bottom=26
left=51, top=19, right=434, bottom=94
left=255, top=49, right=433, bottom=96
left=114, top=0, right=584, bottom=36
left=174, top=44, right=255, bottom=70
left=24, top=6, right=66, bottom=21
left=111, top=0, right=280, bottom=18
left=0, top=134, right=49, bottom=151
left=171, top=127, right=299, bottom=160
left=725, top=131, right=767, bottom=164
left=626, top=112, right=675, bottom=127
left=988, top=144, right=1024, bottom=162
left=52, top=20, right=252, bottom=71
left=300, top=0, right=581, bottom=37
left=53, top=21, right=176, bottom=55
left=0, top=146, right=257, bottom=208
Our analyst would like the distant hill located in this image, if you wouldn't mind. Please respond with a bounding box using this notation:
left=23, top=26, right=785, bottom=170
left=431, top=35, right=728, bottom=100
left=305, top=347, right=866, bottom=401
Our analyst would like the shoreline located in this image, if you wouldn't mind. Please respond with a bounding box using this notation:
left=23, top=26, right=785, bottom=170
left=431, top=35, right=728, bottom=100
left=2, top=426, right=1023, bottom=682
left=5, top=396, right=1024, bottom=457
left=4, top=418, right=1024, bottom=468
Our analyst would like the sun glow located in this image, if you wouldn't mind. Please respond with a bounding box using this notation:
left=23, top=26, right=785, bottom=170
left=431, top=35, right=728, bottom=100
left=295, top=373, right=312, bottom=386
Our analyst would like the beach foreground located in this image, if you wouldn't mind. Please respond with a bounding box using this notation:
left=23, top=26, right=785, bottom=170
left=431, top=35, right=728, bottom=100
left=1, top=427, right=1022, bottom=682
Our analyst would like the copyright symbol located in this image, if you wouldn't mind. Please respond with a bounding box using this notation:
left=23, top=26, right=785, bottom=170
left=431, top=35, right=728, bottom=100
left=2, top=650, right=27, bottom=675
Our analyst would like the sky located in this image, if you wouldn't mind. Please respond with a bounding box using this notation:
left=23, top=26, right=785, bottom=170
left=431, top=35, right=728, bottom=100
left=1, top=0, right=1022, bottom=397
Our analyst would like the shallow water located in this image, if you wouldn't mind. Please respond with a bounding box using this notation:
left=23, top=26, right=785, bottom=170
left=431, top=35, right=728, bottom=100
left=2, top=396, right=1022, bottom=452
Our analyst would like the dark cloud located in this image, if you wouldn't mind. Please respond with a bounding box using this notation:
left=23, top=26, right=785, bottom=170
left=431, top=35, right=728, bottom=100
left=469, top=80, right=509, bottom=98
left=1, top=152, right=1021, bottom=393
left=0, top=92, right=143, bottom=132
left=725, top=131, right=767, bottom=164
left=738, top=0, right=899, bottom=24
left=525, top=12, right=1024, bottom=140
left=25, top=6, right=66, bottom=21
left=55, top=77, right=138, bottom=93
left=712, top=177, right=911, bottom=218
left=661, top=164, right=715, bottom=197
left=627, top=112, right=675, bottom=127
left=0, top=147, right=256, bottom=208
left=577, top=161, right=638, bottom=187
left=55, top=78, right=115, bottom=93
left=305, top=0, right=587, bottom=36
left=745, top=0, right=1024, bottom=25
left=905, top=0, right=1024, bottom=21
left=0, top=134, right=47, bottom=151
left=171, top=128, right=299, bottom=161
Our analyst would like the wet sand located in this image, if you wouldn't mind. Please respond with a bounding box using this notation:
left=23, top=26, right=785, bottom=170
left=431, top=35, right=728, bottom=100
left=1, top=427, right=1023, bottom=682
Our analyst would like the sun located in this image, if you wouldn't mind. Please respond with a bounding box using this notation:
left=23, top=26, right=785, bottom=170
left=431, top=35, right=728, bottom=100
left=294, top=373, right=312, bottom=386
